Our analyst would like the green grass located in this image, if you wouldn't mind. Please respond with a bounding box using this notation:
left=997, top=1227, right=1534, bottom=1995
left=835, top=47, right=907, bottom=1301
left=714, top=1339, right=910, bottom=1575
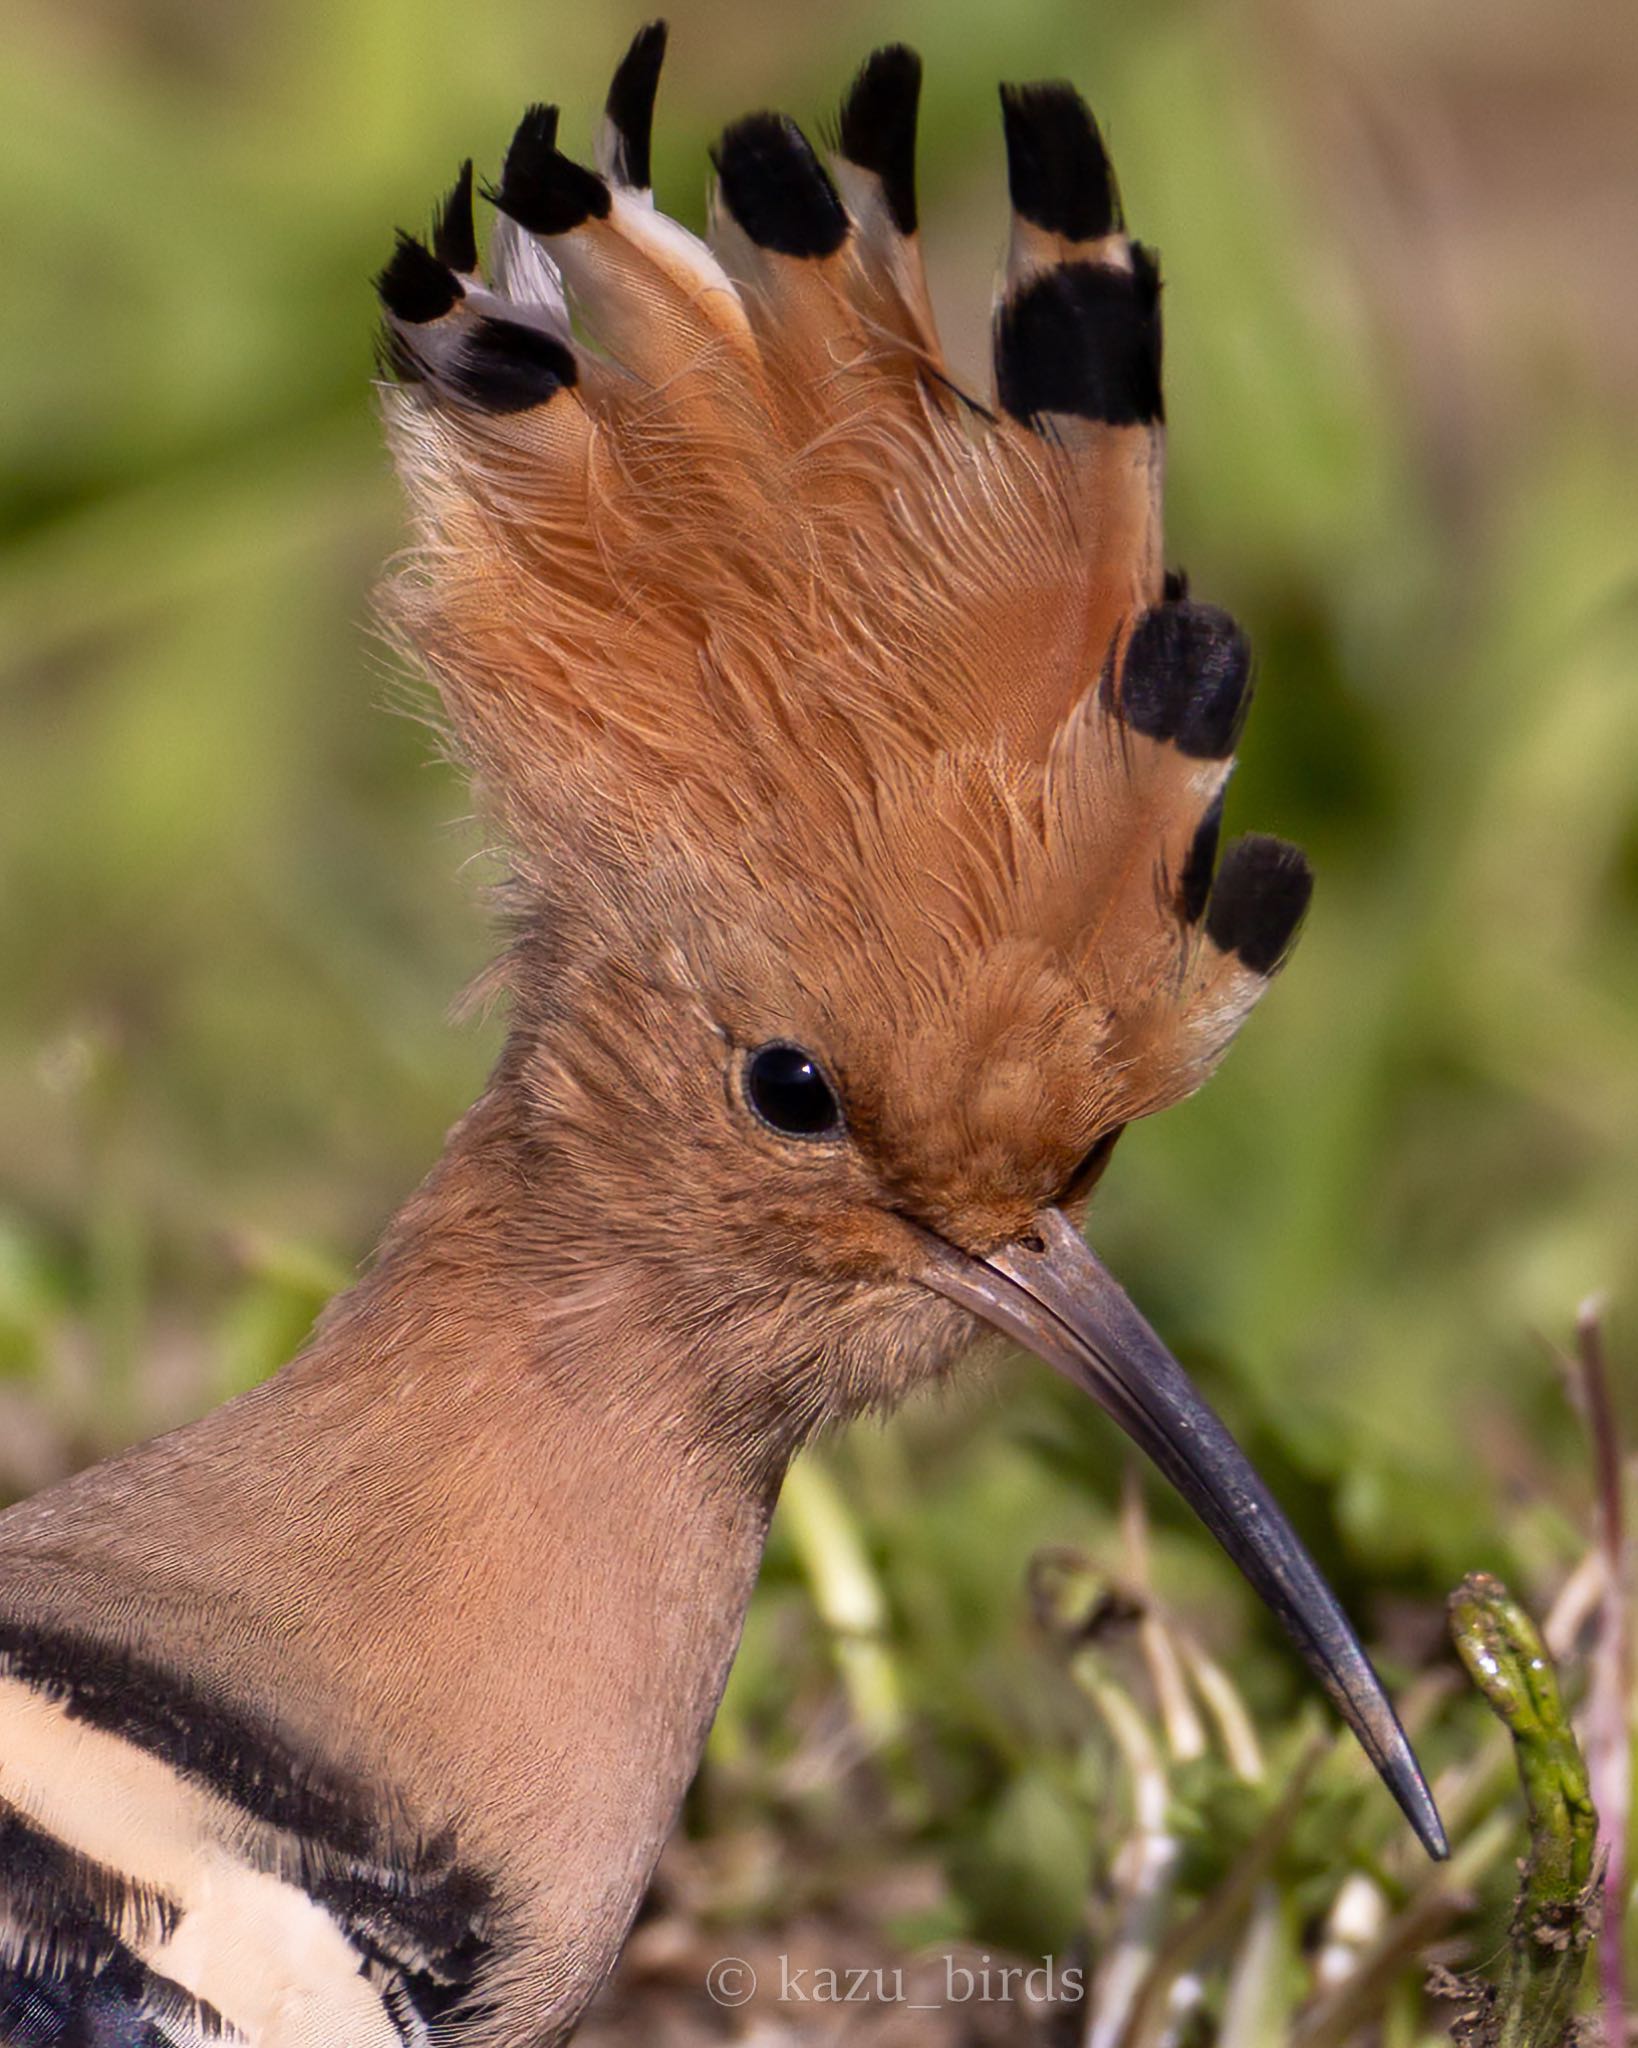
left=2, top=0, right=1635, bottom=2036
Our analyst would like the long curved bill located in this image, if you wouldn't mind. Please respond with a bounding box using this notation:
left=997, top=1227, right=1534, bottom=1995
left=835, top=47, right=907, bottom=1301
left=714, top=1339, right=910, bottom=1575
left=916, top=1206, right=1448, bottom=1860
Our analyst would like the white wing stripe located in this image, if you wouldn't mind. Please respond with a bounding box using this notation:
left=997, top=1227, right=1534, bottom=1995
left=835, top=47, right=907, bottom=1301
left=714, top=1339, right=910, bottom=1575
left=0, top=1677, right=402, bottom=2048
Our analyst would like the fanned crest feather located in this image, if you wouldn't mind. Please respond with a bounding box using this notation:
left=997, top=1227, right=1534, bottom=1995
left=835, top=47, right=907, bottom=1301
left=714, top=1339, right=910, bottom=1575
left=376, top=24, right=1311, bottom=1185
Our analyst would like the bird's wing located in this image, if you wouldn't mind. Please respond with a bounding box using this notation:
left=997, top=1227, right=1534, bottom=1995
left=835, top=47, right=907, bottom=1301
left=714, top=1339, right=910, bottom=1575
left=0, top=1627, right=489, bottom=2048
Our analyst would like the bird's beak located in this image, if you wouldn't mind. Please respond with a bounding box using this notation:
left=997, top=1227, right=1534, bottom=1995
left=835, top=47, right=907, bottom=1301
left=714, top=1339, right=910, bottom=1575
left=915, top=1206, right=1448, bottom=1860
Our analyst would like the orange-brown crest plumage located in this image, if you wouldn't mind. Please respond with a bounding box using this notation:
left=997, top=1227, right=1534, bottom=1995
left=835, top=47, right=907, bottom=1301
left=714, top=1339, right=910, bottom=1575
left=375, top=24, right=1311, bottom=1252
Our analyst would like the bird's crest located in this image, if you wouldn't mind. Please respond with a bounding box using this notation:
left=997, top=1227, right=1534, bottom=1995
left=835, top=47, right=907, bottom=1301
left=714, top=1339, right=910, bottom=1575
left=375, top=25, right=1310, bottom=1152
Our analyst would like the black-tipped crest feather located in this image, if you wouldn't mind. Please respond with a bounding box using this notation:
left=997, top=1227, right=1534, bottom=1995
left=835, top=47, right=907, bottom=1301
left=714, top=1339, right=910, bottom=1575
left=491, top=107, right=609, bottom=235
left=713, top=112, right=849, bottom=258
left=502, top=101, right=559, bottom=171
left=1179, top=788, right=1225, bottom=924
left=377, top=232, right=461, bottom=326
left=450, top=318, right=578, bottom=414
left=1206, top=836, right=1313, bottom=973
left=433, top=159, right=478, bottom=274
left=995, top=248, right=1163, bottom=427
left=1120, top=602, right=1252, bottom=759
left=838, top=45, right=923, bottom=235
left=605, top=21, right=668, bottom=189
left=1000, top=81, right=1122, bottom=242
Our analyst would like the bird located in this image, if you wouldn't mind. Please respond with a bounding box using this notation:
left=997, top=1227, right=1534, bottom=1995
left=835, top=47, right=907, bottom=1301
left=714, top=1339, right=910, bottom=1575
left=0, top=23, right=1448, bottom=2048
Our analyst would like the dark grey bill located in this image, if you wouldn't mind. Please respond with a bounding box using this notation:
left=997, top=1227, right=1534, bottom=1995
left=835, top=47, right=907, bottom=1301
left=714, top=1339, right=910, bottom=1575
left=916, top=1205, right=1448, bottom=1860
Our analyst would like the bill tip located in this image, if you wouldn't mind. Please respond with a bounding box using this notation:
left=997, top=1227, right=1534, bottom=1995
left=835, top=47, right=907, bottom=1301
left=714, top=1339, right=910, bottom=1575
left=1413, top=1796, right=1451, bottom=1861
left=1387, top=1756, right=1449, bottom=1860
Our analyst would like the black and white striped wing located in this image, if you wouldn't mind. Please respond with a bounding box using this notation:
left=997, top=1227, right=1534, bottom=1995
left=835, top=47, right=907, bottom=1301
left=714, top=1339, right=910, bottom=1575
left=0, top=1626, right=490, bottom=2048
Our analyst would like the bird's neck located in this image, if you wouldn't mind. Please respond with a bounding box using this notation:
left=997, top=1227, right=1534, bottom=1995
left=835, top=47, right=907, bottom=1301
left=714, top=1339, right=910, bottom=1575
left=9, top=1078, right=796, bottom=2032
left=299, top=1082, right=796, bottom=2007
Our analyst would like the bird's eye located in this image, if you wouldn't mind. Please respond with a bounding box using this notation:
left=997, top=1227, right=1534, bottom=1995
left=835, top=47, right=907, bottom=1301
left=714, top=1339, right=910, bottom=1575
left=744, top=1043, right=843, bottom=1140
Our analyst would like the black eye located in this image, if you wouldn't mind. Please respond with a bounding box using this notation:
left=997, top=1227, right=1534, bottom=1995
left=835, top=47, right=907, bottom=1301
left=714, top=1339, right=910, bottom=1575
left=745, top=1043, right=843, bottom=1139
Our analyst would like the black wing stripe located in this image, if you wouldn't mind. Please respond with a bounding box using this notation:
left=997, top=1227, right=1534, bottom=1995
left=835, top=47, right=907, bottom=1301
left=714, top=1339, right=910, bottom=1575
left=0, top=1622, right=379, bottom=1858
left=0, top=1942, right=231, bottom=2046
left=0, top=1800, right=178, bottom=1974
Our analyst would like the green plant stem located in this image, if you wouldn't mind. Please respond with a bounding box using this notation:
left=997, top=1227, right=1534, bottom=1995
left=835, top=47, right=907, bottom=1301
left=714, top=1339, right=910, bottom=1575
left=1448, top=1571, right=1598, bottom=2047
left=781, top=1454, right=906, bottom=1752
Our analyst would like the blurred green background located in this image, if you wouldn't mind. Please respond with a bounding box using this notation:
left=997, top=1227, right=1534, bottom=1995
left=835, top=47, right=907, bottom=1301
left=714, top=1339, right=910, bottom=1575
left=1, top=0, right=1635, bottom=2018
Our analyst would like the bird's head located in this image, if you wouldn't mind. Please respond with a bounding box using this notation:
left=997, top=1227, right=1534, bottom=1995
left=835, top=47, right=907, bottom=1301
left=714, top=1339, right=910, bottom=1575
left=376, top=26, right=1445, bottom=1856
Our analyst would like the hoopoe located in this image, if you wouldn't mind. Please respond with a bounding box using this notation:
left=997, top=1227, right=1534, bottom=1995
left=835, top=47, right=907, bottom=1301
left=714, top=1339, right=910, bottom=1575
left=0, top=24, right=1447, bottom=2048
